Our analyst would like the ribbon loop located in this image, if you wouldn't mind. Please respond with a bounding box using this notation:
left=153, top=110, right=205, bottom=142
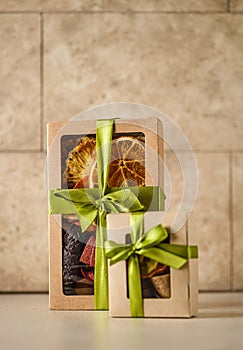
left=137, top=224, right=168, bottom=250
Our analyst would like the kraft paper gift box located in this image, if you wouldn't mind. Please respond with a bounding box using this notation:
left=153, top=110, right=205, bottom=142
left=106, top=211, right=198, bottom=318
left=47, top=118, right=164, bottom=310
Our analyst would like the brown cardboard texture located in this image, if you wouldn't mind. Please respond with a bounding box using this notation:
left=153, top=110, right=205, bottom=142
left=107, top=211, right=198, bottom=318
left=47, top=118, right=164, bottom=310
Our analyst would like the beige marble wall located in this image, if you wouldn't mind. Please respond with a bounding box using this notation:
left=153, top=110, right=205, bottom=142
left=0, top=1, right=242, bottom=292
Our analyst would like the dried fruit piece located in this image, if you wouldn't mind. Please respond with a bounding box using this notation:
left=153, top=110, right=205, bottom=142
left=151, top=274, right=171, bottom=298
left=80, top=235, right=96, bottom=283
left=80, top=267, right=94, bottom=283
left=75, top=278, right=94, bottom=295
left=106, top=136, right=145, bottom=188
left=141, top=278, right=157, bottom=298
left=64, top=136, right=96, bottom=189
left=80, top=235, right=96, bottom=267
left=140, top=256, right=168, bottom=279
left=63, top=215, right=96, bottom=233
left=62, top=227, right=84, bottom=295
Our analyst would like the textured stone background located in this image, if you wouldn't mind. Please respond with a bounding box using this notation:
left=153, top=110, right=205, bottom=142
left=0, top=0, right=242, bottom=292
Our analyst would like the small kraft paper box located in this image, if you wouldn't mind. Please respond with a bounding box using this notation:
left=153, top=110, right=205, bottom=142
left=106, top=211, right=198, bottom=318
left=47, top=118, right=164, bottom=310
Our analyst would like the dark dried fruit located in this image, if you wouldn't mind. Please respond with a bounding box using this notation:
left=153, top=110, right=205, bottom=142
left=62, top=219, right=85, bottom=295
left=62, top=218, right=96, bottom=295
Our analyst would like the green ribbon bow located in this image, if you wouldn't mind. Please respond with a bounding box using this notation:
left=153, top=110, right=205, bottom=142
left=105, top=213, right=198, bottom=317
left=49, top=119, right=164, bottom=310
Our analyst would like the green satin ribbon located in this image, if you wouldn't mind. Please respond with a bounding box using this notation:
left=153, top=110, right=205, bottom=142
left=105, top=213, right=198, bottom=317
left=49, top=119, right=164, bottom=310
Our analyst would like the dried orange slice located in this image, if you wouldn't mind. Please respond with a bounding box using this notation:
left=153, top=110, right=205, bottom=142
left=110, top=136, right=145, bottom=187
left=65, top=135, right=145, bottom=189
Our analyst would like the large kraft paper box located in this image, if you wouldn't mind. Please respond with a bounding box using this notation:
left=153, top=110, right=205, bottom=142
left=47, top=118, right=164, bottom=310
left=107, top=211, right=198, bottom=317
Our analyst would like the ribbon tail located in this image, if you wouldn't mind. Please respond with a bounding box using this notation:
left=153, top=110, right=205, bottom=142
left=128, top=254, right=144, bottom=317
left=94, top=210, right=109, bottom=310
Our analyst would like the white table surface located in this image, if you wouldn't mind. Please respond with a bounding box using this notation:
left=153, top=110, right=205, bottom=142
left=0, top=293, right=242, bottom=350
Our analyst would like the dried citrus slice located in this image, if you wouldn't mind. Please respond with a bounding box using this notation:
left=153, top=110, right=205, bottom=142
left=109, top=136, right=145, bottom=187
left=65, top=135, right=145, bottom=189
left=65, top=136, right=96, bottom=189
